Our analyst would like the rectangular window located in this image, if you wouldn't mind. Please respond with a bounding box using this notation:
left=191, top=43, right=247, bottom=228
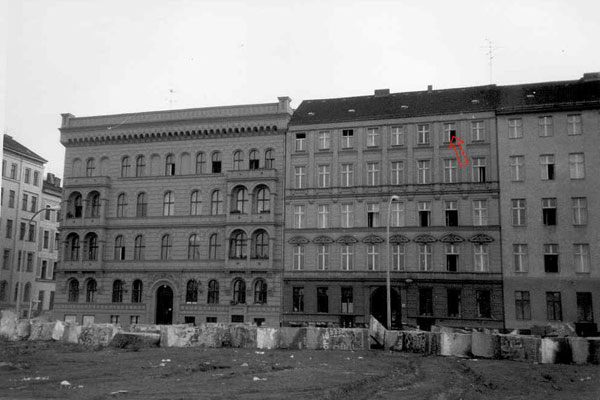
left=2, top=249, right=10, bottom=270
left=390, top=161, right=404, bottom=185
left=418, top=201, right=431, bottom=227
left=317, top=204, right=329, bottom=229
left=30, top=196, right=37, bottom=212
left=569, top=153, right=585, bottom=179
left=317, top=165, right=330, bottom=188
left=538, top=116, right=553, bottom=137
left=542, top=198, right=557, bottom=226
left=367, top=203, right=380, bottom=228
left=341, top=287, right=354, bottom=313
left=476, top=290, right=491, bottom=318
left=443, top=159, right=458, bottom=183
left=419, top=288, right=433, bottom=316
left=293, top=205, right=305, bottom=228
left=341, top=129, right=354, bottom=149
left=340, top=164, right=354, bottom=187
left=447, top=289, right=461, bottom=317
left=442, top=122, right=456, bottom=144
left=515, top=291, right=531, bottom=320
left=567, top=114, right=582, bottom=135
left=317, top=287, right=329, bottom=313
left=20, top=222, right=26, bottom=240
left=474, top=244, right=489, bottom=272
left=295, top=133, right=306, bottom=151
left=471, top=120, right=485, bottom=141
left=544, top=244, right=559, bottom=273
left=445, top=201, right=458, bottom=227
left=392, top=243, right=405, bottom=271
left=5, top=219, right=13, bottom=239
left=317, top=245, right=329, bottom=270
left=417, top=124, right=430, bottom=145
left=10, top=163, right=17, bottom=179
left=473, top=200, right=488, bottom=226
left=43, top=230, right=49, bottom=249
left=572, top=197, right=587, bottom=225
left=22, top=193, right=28, bottom=211
left=418, top=244, right=432, bottom=271
left=574, top=244, right=590, bottom=273
left=390, top=201, right=405, bottom=227
left=294, top=166, right=306, bottom=189
left=26, top=252, right=34, bottom=272
left=8, top=190, right=15, bottom=208
left=292, top=287, right=304, bottom=312
left=340, top=245, right=353, bottom=271
left=24, top=168, right=31, bottom=184
left=366, top=127, right=380, bottom=147
left=546, top=292, right=562, bottom=321
left=540, top=155, right=555, bottom=180
left=292, top=245, right=304, bottom=270
left=318, top=131, right=330, bottom=150
left=367, top=244, right=379, bottom=271
left=513, top=244, right=528, bottom=272
left=33, top=171, right=39, bottom=186
left=472, top=157, right=486, bottom=182
left=446, top=244, right=459, bottom=272
left=511, top=199, right=526, bottom=226
left=577, top=292, right=594, bottom=322
left=366, top=162, right=380, bottom=186
left=509, top=156, right=525, bottom=181
left=508, top=118, right=523, bottom=138
left=28, top=223, right=35, bottom=242
left=341, top=203, right=353, bottom=228
left=390, top=126, right=405, bottom=146
left=417, top=160, right=431, bottom=184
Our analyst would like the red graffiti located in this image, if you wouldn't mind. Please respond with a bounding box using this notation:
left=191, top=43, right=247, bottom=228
left=449, top=136, right=469, bottom=167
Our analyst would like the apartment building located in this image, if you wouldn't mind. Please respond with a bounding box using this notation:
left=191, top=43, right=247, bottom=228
left=53, top=98, right=292, bottom=326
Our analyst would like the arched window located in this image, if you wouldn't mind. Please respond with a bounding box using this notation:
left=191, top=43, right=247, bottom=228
left=84, top=233, right=98, bottom=261
left=23, top=282, right=31, bottom=302
left=136, top=193, right=147, bottom=217
left=86, top=191, right=101, bottom=218
left=13, top=282, right=19, bottom=302
left=264, top=149, right=274, bottom=169
left=188, top=234, right=200, bottom=260
left=233, top=151, right=244, bottom=170
left=207, top=280, right=219, bottom=304
left=165, top=154, right=175, bottom=176
left=249, top=150, right=259, bottom=170
left=131, top=279, right=143, bottom=303
left=232, top=279, right=246, bottom=305
left=255, top=186, right=270, bottom=213
left=85, top=158, right=95, bottom=177
left=116, top=193, right=127, bottom=217
left=114, top=235, right=125, bottom=260
left=134, top=235, right=145, bottom=260
left=0, top=280, right=7, bottom=302
left=209, top=233, right=220, bottom=259
left=229, top=230, right=247, bottom=259
left=66, top=233, right=80, bottom=261
left=68, top=279, right=79, bottom=302
left=67, top=192, right=83, bottom=218
left=163, top=191, right=174, bottom=216
left=190, top=190, right=201, bottom=215
left=186, top=279, right=199, bottom=303
left=254, top=279, right=267, bottom=304
left=195, top=152, right=205, bottom=174
left=136, top=155, right=146, bottom=177
left=211, top=190, right=222, bottom=215
left=211, top=152, right=221, bottom=173
left=112, top=280, right=123, bottom=303
left=232, top=186, right=248, bottom=214
left=86, top=279, right=97, bottom=302
left=121, top=156, right=130, bottom=177
left=252, top=230, right=269, bottom=259
left=161, top=234, right=172, bottom=260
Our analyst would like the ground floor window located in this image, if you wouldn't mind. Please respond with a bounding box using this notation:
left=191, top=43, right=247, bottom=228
left=419, top=288, right=433, bottom=316
left=546, top=292, right=562, bottom=321
left=206, top=317, right=217, bottom=323
left=476, top=290, right=491, bottom=318
left=130, top=315, right=140, bottom=324
left=110, top=315, right=120, bottom=324
left=184, top=316, right=196, bottom=325
left=515, top=291, right=531, bottom=320
left=317, top=287, right=328, bottom=313
left=293, top=287, right=304, bottom=312
left=577, top=292, right=593, bottom=322
left=231, top=315, right=244, bottom=323
left=447, top=289, right=461, bottom=317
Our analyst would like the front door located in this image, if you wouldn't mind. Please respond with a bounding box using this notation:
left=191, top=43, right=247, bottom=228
left=155, top=285, right=173, bottom=325
left=370, top=286, right=401, bottom=329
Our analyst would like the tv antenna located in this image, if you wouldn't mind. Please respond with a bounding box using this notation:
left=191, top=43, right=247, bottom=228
left=482, top=39, right=502, bottom=84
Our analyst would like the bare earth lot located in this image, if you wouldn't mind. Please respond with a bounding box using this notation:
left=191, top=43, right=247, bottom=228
left=0, top=341, right=598, bottom=400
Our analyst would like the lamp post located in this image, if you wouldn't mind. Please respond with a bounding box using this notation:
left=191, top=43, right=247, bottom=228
left=386, top=195, right=400, bottom=330
left=15, top=206, right=61, bottom=318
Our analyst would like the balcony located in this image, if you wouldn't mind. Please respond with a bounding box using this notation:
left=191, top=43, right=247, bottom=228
left=226, top=168, right=278, bottom=182
left=64, top=176, right=111, bottom=189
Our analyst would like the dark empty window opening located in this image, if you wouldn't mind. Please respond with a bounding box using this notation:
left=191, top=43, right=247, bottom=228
left=447, top=254, right=458, bottom=272
left=446, top=210, right=458, bottom=227
left=419, top=288, right=433, bottom=316
left=476, top=290, right=491, bottom=318
left=317, top=287, right=329, bottom=313
left=447, top=289, right=461, bottom=317
left=577, top=292, right=594, bottom=322
left=419, top=211, right=431, bottom=227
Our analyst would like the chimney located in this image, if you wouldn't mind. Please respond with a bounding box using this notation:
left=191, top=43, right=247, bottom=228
left=61, top=113, right=75, bottom=128
left=374, top=89, right=390, bottom=97
left=427, top=85, right=433, bottom=92
left=277, top=96, right=292, bottom=113
left=581, top=72, right=600, bottom=82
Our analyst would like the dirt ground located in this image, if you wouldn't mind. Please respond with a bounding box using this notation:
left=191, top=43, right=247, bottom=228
left=0, top=341, right=598, bottom=400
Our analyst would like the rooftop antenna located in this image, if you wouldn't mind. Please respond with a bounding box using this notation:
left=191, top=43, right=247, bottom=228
left=168, top=88, right=176, bottom=109
left=482, top=38, right=502, bottom=84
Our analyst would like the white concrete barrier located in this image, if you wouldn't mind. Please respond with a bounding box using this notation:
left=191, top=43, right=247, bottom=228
left=257, top=327, right=279, bottom=349
left=440, top=332, right=472, bottom=358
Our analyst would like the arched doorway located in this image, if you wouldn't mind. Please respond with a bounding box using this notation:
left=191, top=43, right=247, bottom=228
left=155, top=285, right=173, bottom=325
left=370, top=286, right=401, bottom=329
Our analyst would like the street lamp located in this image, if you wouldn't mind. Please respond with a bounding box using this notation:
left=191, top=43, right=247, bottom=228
left=15, top=205, right=61, bottom=318
left=386, top=195, right=400, bottom=330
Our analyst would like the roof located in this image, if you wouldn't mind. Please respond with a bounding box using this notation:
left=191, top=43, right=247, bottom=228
left=3, top=134, right=48, bottom=164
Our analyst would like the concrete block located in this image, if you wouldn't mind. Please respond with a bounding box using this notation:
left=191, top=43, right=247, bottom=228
left=588, top=337, right=600, bottom=364
left=16, top=320, right=31, bottom=340
left=109, top=332, right=160, bottom=349
left=541, top=337, right=572, bottom=364
left=62, top=324, right=82, bottom=344
left=78, top=324, right=120, bottom=347
left=498, top=334, right=541, bottom=363
left=440, top=332, right=472, bottom=358
left=29, top=321, right=56, bottom=341
left=402, top=331, right=429, bottom=353
left=429, top=332, right=441, bottom=355
left=306, top=328, right=326, bottom=349
left=0, top=310, right=18, bottom=341
left=384, top=330, right=403, bottom=351
left=125, top=324, right=161, bottom=334
left=568, top=337, right=590, bottom=365
left=369, top=316, right=386, bottom=346
left=51, top=320, right=65, bottom=341
left=322, top=328, right=368, bottom=351
left=229, top=324, right=257, bottom=348
left=472, top=331, right=500, bottom=359
left=257, top=327, right=280, bottom=349
left=279, top=327, right=307, bottom=349
left=159, top=325, right=193, bottom=347
left=159, top=324, right=229, bottom=348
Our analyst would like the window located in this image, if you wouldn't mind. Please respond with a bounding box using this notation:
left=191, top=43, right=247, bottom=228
left=2, top=250, right=10, bottom=270
left=443, top=159, right=457, bottom=183
left=165, top=154, right=175, bottom=176
left=366, top=162, right=380, bottom=186
left=136, top=155, right=146, bottom=177
left=186, top=280, right=199, bottom=303
left=546, top=292, right=562, bottom=321
left=264, top=149, right=274, bottom=169
left=476, top=290, right=491, bottom=318
left=538, top=116, right=553, bottom=137
left=163, top=191, right=174, bottom=216
left=417, top=124, right=430, bottom=145
left=515, top=291, right=531, bottom=320
left=86, top=158, right=95, bottom=177
left=416, top=160, right=431, bottom=184
left=5, top=220, right=12, bottom=239
left=341, top=129, right=354, bottom=149
left=207, top=280, right=219, bottom=304
left=317, top=287, right=329, bottom=313
left=116, top=193, right=127, bottom=217
left=577, top=292, right=593, bottom=322
left=161, top=234, right=172, bottom=260
left=418, top=244, right=432, bottom=271
left=294, top=166, right=306, bottom=189
left=8, top=190, right=15, bottom=208
left=340, top=164, right=354, bottom=187
left=445, top=201, right=458, bottom=227
left=114, top=236, right=125, bottom=260
left=121, top=156, right=130, bottom=177
left=293, top=287, right=304, bottom=312
left=10, top=163, right=17, bottom=179
left=295, top=133, right=306, bottom=152
left=65, top=233, right=80, bottom=261
left=513, top=244, right=528, bottom=272
left=446, top=244, right=459, bottom=272
left=367, top=203, right=380, bottom=227
left=13, top=282, right=19, bottom=302
left=390, top=201, right=405, bottom=227
left=447, top=289, right=461, bottom=317
left=40, top=260, right=48, bottom=278
left=317, top=245, right=329, bottom=270
left=232, top=186, right=248, bottom=213
left=511, top=199, right=526, bottom=226
left=24, top=168, right=31, bottom=183
left=569, top=153, right=585, bottom=179
left=318, top=165, right=330, bottom=188
left=88, top=192, right=100, bottom=218
left=229, top=230, right=247, bottom=259
left=340, top=245, right=353, bottom=271
left=293, top=205, right=305, bottom=228
left=130, top=315, right=140, bottom=324
left=574, top=244, right=590, bottom=273
left=390, top=161, right=404, bottom=185
left=22, top=193, right=28, bottom=211
left=510, top=156, right=525, bottom=181
left=256, top=186, right=270, bottom=213
left=211, top=152, right=221, bottom=173
left=473, top=200, right=488, bottom=226
left=442, top=122, right=456, bottom=143
left=33, top=171, right=40, bottom=186
left=0, top=281, right=7, bottom=301
left=233, top=151, right=243, bottom=170
left=471, top=120, right=484, bottom=141
left=367, top=244, right=379, bottom=271
left=542, top=198, right=557, bottom=226
left=341, top=203, right=354, bottom=228
left=508, top=118, right=523, bottom=138
left=195, top=153, right=205, bottom=174
left=68, top=279, right=79, bottom=302
left=134, top=235, right=144, bottom=260
left=418, top=201, right=431, bottom=227
left=208, top=234, right=220, bottom=259
left=86, top=279, right=97, bottom=302
left=567, top=114, right=582, bottom=135
left=293, top=245, right=305, bottom=270
left=572, top=197, right=587, bottom=225
left=540, top=155, right=555, bottom=180
left=233, top=279, right=246, bottom=304
left=20, top=222, right=26, bottom=240
left=366, top=127, right=379, bottom=147
left=392, top=244, right=405, bottom=271
left=318, top=131, right=330, bottom=150
left=419, top=288, right=433, bottom=316
left=391, top=126, right=405, bottom=146
left=84, top=233, right=98, bottom=261
left=25, top=252, right=33, bottom=271
left=544, top=244, right=559, bottom=273
left=211, top=190, right=223, bottom=215
left=341, top=287, right=354, bottom=313
left=30, top=196, right=37, bottom=212
left=249, top=150, right=259, bottom=170
left=474, top=244, right=489, bottom=272
left=188, top=234, right=200, bottom=260
left=252, top=230, right=269, bottom=259
left=472, top=157, right=486, bottom=182
left=23, top=282, right=32, bottom=302
left=131, top=280, right=143, bottom=303
left=317, top=205, right=329, bottom=229
left=110, top=280, right=123, bottom=303
left=254, top=280, right=267, bottom=304
left=136, top=193, right=147, bottom=217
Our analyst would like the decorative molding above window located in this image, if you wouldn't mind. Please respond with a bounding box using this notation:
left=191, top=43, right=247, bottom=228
left=468, top=233, right=494, bottom=244
left=288, top=236, right=309, bottom=245
left=413, top=234, right=437, bottom=243
left=389, top=234, right=410, bottom=244
left=440, top=233, right=465, bottom=243
left=336, top=235, right=358, bottom=245
left=362, top=234, right=385, bottom=244
left=313, top=235, right=334, bottom=244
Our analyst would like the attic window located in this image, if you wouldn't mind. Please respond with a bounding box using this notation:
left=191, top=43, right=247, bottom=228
left=348, top=109, right=355, bottom=113
left=471, top=99, right=480, bottom=104
left=307, top=112, right=315, bottom=116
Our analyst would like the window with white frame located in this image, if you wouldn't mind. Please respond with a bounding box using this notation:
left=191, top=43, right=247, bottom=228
left=318, top=164, right=331, bottom=188
left=294, top=166, right=306, bottom=189
left=446, top=243, right=459, bottom=272
left=317, top=245, right=329, bottom=270
left=341, top=129, right=354, bottom=149
left=540, top=155, right=555, bottom=180
left=366, top=127, right=380, bottom=147
left=233, top=151, right=243, bottom=170
left=418, top=244, right=432, bottom=271
left=416, top=160, right=431, bottom=184
left=317, top=204, right=329, bottom=229
left=367, top=244, right=379, bottom=271
left=340, top=164, right=354, bottom=187
left=442, top=122, right=456, bottom=144
left=390, top=201, right=405, bottom=227
left=211, top=190, right=223, bottom=215
left=293, top=245, right=305, bottom=270
left=471, top=120, right=485, bottom=141
left=293, top=205, right=305, bottom=228
left=295, top=133, right=306, bottom=151
left=318, top=131, right=330, bottom=150
left=392, top=243, right=405, bottom=270
left=249, top=149, right=260, bottom=170
left=474, top=244, right=489, bottom=272
left=569, top=153, right=585, bottom=179
left=418, top=201, right=431, bottom=227
left=544, top=244, right=559, bottom=273
left=511, top=199, right=526, bottom=226
left=163, top=192, right=175, bottom=216
left=417, top=124, right=430, bottom=144
left=390, top=161, right=404, bottom=185
left=390, top=126, right=405, bottom=146
left=340, top=245, right=353, bottom=270
left=444, top=159, right=457, bottom=183
left=445, top=200, right=458, bottom=226
left=538, top=116, right=553, bottom=137
left=572, top=197, right=587, bottom=225
left=574, top=244, right=590, bottom=273
left=473, top=200, right=488, bottom=226
left=367, top=203, right=380, bottom=228
left=366, top=162, right=380, bottom=186
left=341, top=203, right=354, bottom=228
left=567, top=114, right=582, bottom=135
left=472, top=157, right=486, bottom=182
left=513, top=244, right=528, bottom=272
left=510, top=156, right=525, bottom=181
left=508, top=118, right=523, bottom=138
left=542, top=198, right=557, bottom=226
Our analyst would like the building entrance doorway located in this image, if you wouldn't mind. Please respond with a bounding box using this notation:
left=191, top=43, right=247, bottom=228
left=155, top=285, right=173, bottom=325
left=370, top=286, right=401, bottom=329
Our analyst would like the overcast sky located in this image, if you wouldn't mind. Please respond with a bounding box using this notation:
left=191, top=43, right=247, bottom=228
left=3, top=0, right=599, bottom=179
